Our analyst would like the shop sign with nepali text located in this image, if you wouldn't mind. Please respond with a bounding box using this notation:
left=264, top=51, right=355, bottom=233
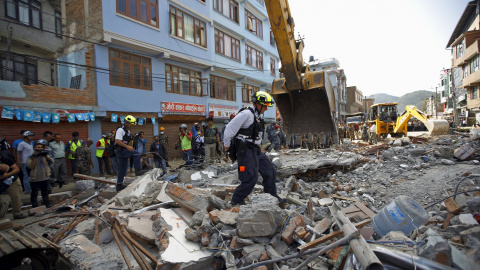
left=161, top=102, right=206, bottom=116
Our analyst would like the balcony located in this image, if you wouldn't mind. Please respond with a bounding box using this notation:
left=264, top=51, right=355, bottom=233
left=454, top=39, right=480, bottom=67
left=462, top=68, right=480, bottom=87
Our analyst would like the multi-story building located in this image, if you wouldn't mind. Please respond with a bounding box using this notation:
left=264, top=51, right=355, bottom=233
left=362, top=96, right=375, bottom=116
left=309, top=58, right=347, bottom=123
left=446, top=0, right=480, bottom=124
left=346, top=86, right=363, bottom=114
left=0, top=0, right=100, bottom=176
left=59, top=0, right=279, bottom=160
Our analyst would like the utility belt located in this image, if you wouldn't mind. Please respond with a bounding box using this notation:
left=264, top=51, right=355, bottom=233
left=228, top=136, right=259, bottom=162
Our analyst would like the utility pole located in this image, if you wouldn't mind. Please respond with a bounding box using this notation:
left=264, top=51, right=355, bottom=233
left=6, top=24, right=13, bottom=80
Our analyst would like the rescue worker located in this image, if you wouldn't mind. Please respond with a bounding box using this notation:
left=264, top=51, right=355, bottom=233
left=362, top=123, right=369, bottom=142
left=266, top=120, right=276, bottom=145
left=348, top=124, right=355, bottom=140
left=65, top=132, right=84, bottom=178
left=204, top=117, right=221, bottom=165
left=271, top=124, right=286, bottom=151
left=96, top=132, right=113, bottom=177
left=369, top=123, right=378, bottom=144
left=223, top=91, right=286, bottom=205
left=150, top=135, right=167, bottom=176
left=176, top=124, right=193, bottom=167
left=76, top=139, right=94, bottom=175
left=158, top=127, right=169, bottom=167
left=115, top=115, right=146, bottom=191
left=338, top=125, right=344, bottom=144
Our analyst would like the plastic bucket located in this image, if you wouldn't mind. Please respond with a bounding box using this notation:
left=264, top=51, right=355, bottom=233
left=372, top=196, right=430, bottom=237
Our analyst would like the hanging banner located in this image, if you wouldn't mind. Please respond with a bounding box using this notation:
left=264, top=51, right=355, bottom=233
left=161, top=102, right=206, bottom=116
left=76, top=113, right=85, bottom=121
left=52, top=113, right=60, bottom=124
left=83, top=113, right=90, bottom=121
left=208, top=104, right=238, bottom=119
left=14, top=109, right=23, bottom=120
left=120, top=115, right=125, bottom=124
left=151, top=117, right=156, bottom=125
left=42, top=113, right=51, bottom=123
left=138, top=118, right=144, bottom=125
left=88, top=112, right=95, bottom=121
left=1, top=106, right=14, bottom=119
left=23, top=111, right=33, bottom=121
left=33, top=111, right=42, bottom=122
left=111, top=113, right=118, bottom=122
left=67, top=114, right=76, bottom=123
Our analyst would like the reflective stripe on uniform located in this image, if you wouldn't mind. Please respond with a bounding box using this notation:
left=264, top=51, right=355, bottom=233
left=96, top=138, right=107, bottom=158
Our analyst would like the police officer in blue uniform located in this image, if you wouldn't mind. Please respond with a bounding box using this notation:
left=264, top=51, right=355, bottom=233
left=223, top=91, right=286, bottom=205
left=115, top=115, right=146, bottom=191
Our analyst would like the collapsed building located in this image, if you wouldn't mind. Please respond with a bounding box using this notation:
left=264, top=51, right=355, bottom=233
left=1, top=133, right=480, bottom=270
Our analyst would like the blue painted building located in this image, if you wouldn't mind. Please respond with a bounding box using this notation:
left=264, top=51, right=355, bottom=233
left=64, top=0, right=279, bottom=163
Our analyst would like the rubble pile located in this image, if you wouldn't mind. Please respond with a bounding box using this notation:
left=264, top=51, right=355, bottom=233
left=1, top=133, right=480, bottom=269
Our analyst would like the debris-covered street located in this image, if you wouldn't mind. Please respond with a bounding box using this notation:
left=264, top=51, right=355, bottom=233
left=1, top=131, right=479, bottom=270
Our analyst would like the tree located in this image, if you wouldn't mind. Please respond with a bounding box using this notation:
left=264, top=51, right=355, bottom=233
left=419, top=98, right=428, bottom=112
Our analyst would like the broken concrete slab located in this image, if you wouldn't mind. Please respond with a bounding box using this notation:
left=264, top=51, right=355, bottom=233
left=242, top=244, right=266, bottom=264
left=127, top=210, right=157, bottom=245
left=165, top=182, right=209, bottom=212
left=60, top=235, right=121, bottom=269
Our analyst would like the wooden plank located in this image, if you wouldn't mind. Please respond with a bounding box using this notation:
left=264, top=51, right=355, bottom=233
left=331, top=194, right=360, bottom=202
left=444, top=198, right=461, bottom=215
left=342, top=206, right=359, bottom=214
left=442, top=213, right=454, bottom=230
left=354, top=202, right=376, bottom=219
left=297, top=219, right=371, bottom=253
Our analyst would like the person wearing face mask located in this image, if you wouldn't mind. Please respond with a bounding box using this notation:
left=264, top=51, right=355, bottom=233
left=65, top=131, right=84, bottom=178
left=158, top=127, right=169, bottom=167
left=150, top=136, right=167, bottom=176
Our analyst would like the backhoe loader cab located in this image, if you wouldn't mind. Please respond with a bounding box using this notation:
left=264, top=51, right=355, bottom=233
left=368, top=103, right=401, bottom=137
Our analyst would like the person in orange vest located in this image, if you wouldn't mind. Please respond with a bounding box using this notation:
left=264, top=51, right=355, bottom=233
left=96, top=132, right=113, bottom=177
left=65, top=132, right=84, bottom=178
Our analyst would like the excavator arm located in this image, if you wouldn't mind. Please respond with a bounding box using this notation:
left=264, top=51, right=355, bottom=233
left=394, top=105, right=449, bottom=136
left=265, top=0, right=337, bottom=135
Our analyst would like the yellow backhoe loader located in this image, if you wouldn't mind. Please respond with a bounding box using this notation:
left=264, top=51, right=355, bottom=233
left=368, top=103, right=449, bottom=137
left=265, top=0, right=337, bottom=136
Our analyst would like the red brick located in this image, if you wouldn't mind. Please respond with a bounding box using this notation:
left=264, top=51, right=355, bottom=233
left=281, top=214, right=305, bottom=245
left=28, top=206, right=46, bottom=216
left=181, top=191, right=194, bottom=202
left=209, top=209, right=220, bottom=224
left=0, top=219, right=13, bottom=231
left=201, top=231, right=209, bottom=246
left=167, top=183, right=185, bottom=198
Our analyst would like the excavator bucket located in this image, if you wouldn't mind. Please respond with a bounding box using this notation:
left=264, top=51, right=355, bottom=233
left=274, top=88, right=337, bottom=135
left=424, top=120, right=450, bottom=136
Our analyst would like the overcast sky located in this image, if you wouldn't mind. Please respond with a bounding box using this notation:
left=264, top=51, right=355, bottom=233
left=288, top=0, right=471, bottom=97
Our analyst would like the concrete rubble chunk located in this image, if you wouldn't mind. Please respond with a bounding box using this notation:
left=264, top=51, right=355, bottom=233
left=60, top=235, right=120, bottom=269
left=418, top=228, right=452, bottom=266
left=165, top=182, right=209, bottom=212
left=242, top=244, right=266, bottom=264
left=216, top=209, right=239, bottom=225
left=236, top=204, right=280, bottom=237
left=460, top=226, right=480, bottom=250
left=127, top=210, right=157, bottom=245
left=454, top=144, right=477, bottom=160
left=441, top=159, right=455, bottom=165
left=466, top=196, right=480, bottom=212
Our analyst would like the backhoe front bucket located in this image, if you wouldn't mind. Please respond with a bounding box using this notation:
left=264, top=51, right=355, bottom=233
left=274, top=88, right=337, bottom=135
left=424, top=120, right=450, bottom=136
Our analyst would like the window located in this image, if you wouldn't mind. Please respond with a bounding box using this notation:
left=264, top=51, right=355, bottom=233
left=165, top=64, right=204, bottom=96
left=55, top=11, right=62, bottom=38
left=245, top=10, right=263, bottom=38
left=109, top=49, right=152, bottom=90
left=471, top=86, right=478, bottom=100
left=5, top=0, right=42, bottom=29
left=170, top=6, right=207, bottom=47
left=70, top=75, right=82, bottom=89
left=242, top=83, right=259, bottom=103
left=464, top=64, right=469, bottom=78
left=215, top=29, right=241, bottom=61
left=246, top=45, right=263, bottom=69
left=0, top=54, right=37, bottom=85
left=270, top=30, right=275, bottom=45
left=470, top=54, right=480, bottom=74
left=210, top=75, right=236, bottom=100
left=116, top=0, right=158, bottom=27
left=213, top=0, right=239, bottom=23
left=456, top=40, right=465, bottom=59
left=270, top=58, right=275, bottom=76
